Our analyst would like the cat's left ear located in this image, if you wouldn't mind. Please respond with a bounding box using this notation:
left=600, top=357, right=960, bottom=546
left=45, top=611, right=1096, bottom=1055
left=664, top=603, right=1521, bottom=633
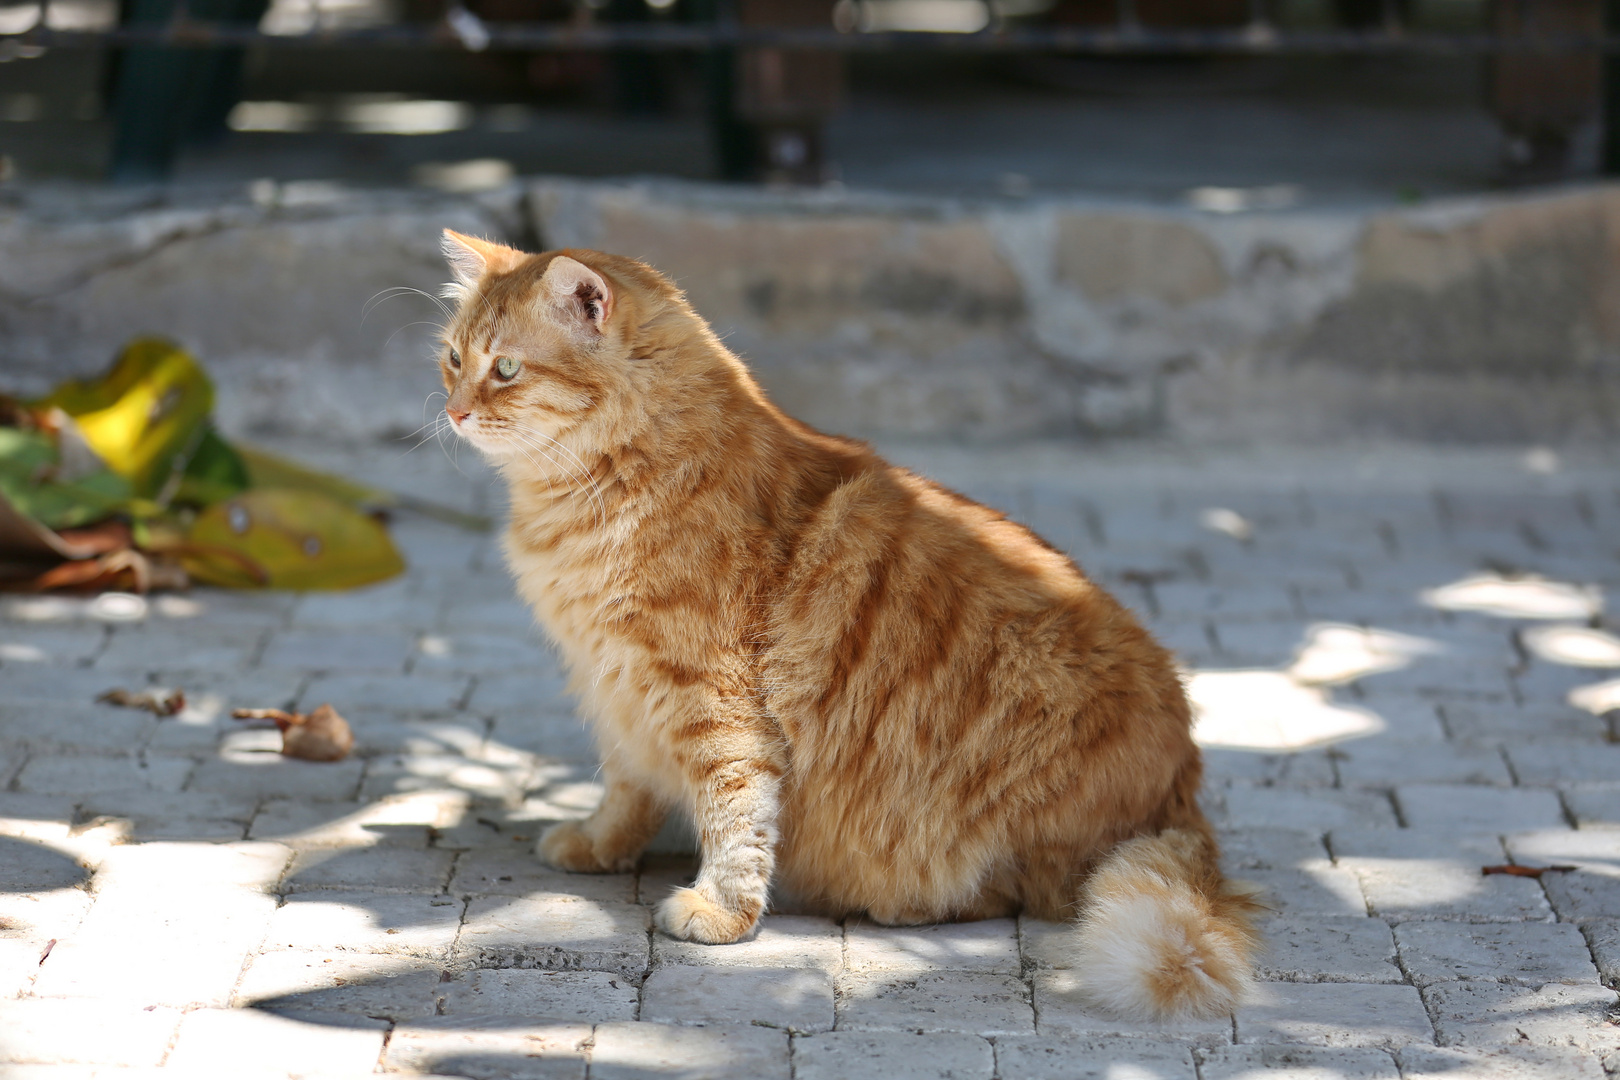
left=441, top=230, right=518, bottom=295
left=541, top=256, right=614, bottom=336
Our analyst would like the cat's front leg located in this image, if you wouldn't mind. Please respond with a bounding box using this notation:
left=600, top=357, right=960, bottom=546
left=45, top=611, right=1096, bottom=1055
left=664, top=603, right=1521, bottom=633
left=655, top=702, right=784, bottom=945
left=538, top=769, right=666, bottom=874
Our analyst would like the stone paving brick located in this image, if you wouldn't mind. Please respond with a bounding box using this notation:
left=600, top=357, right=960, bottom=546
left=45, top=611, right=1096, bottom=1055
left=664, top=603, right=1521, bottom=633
left=413, top=631, right=555, bottom=675
left=995, top=1035, right=1195, bottom=1079
left=1333, top=741, right=1512, bottom=788
left=451, top=846, right=636, bottom=903
left=1395, top=785, right=1566, bottom=832
left=234, top=948, right=441, bottom=1018
left=0, top=1000, right=181, bottom=1065
left=1397, top=1044, right=1608, bottom=1079
left=844, top=918, right=1019, bottom=974
left=262, top=890, right=463, bottom=956
left=839, top=971, right=1034, bottom=1035
left=384, top=1018, right=591, bottom=1079
left=1019, top=918, right=1073, bottom=970
left=1506, top=742, right=1620, bottom=787
left=187, top=753, right=365, bottom=802
left=300, top=672, right=470, bottom=714
left=285, top=846, right=457, bottom=893
left=1219, top=827, right=1329, bottom=870
left=1441, top=703, right=1610, bottom=743
left=33, top=884, right=278, bottom=1007
left=465, top=672, right=572, bottom=714
left=1198, top=1045, right=1398, bottom=1078
left=1202, top=749, right=1337, bottom=789
left=0, top=625, right=107, bottom=666
left=1562, top=785, right=1620, bottom=830
left=1357, top=660, right=1513, bottom=700
left=1394, top=921, right=1599, bottom=987
left=14, top=754, right=192, bottom=796
left=653, top=914, right=843, bottom=973
left=1223, top=789, right=1398, bottom=831
left=590, top=1021, right=790, bottom=1080
left=1241, top=864, right=1370, bottom=918
left=442, top=596, right=536, bottom=631
left=642, top=965, right=835, bottom=1031
left=1584, top=921, right=1620, bottom=989
left=360, top=752, right=531, bottom=804
left=249, top=792, right=466, bottom=849
left=1029, top=970, right=1229, bottom=1044
left=336, top=709, right=488, bottom=758
left=87, top=839, right=291, bottom=893
left=0, top=704, right=155, bottom=755
left=165, top=1007, right=388, bottom=1074
left=488, top=713, right=599, bottom=762
left=1235, top=983, right=1432, bottom=1048
left=1330, top=830, right=1552, bottom=923
left=1347, top=696, right=1452, bottom=743
left=1424, top=981, right=1620, bottom=1052
left=0, top=888, right=92, bottom=943
left=1505, top=830, right=1620, bottom=922
left=1256, top=915, right=1401, bottom=983
left=261, top=629, right=414, bottom=672
left=796, top=1030, right=995, bottom=1080
left=456, top=895, right=651, bottom=975
left=77, top=791, right=252, bottom=842
left=437, top=968, right=639, bottom=1021
left=0, top=837, right=91, bottom=891
left=290, top=580, right=435, bottom=630
left=97, top=625, right=265, bottom=672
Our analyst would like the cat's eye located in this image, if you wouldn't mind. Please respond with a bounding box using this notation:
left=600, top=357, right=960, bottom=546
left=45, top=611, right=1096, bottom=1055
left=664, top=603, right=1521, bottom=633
left=494, top=355, right=520, bottom=379
left=448, top=348, right=461, bottom=369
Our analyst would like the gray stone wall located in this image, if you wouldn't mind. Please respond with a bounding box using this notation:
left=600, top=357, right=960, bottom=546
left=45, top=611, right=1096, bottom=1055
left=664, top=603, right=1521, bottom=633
left=4, top=177, right=1618, bottom=445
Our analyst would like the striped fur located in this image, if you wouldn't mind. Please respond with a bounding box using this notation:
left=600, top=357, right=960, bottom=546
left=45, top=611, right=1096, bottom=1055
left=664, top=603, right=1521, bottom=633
left=437, top=231, right=1261, bottom=1019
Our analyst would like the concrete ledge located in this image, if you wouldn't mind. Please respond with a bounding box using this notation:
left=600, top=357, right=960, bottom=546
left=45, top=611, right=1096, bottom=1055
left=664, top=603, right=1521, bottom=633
left=4, top=178, right=1618, bottom=443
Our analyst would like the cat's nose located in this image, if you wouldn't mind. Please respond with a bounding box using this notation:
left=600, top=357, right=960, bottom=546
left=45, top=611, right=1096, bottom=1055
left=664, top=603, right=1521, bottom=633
left=447, top=408, right=470, bottom=425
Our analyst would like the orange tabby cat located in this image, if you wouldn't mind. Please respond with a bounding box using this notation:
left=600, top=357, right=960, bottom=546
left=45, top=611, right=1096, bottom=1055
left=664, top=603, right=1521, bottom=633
left=437, top=230, right=1260, bottom=1020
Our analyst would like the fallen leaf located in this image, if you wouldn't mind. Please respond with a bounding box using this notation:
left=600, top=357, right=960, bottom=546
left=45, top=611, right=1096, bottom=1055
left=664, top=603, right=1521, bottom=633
left=232, top=702, right=353, bottom=762
left=97, top=686, right=185, bottom=717
left=1481, top=864, right=1578, bottom=878
left=37, top=938, right=55, bottom=965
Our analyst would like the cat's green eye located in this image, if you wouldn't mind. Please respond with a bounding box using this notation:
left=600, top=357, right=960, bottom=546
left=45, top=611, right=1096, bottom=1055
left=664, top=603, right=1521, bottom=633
left=495, top=355, right=520, bottom=379
left=448, top=348, right=461, bottom=369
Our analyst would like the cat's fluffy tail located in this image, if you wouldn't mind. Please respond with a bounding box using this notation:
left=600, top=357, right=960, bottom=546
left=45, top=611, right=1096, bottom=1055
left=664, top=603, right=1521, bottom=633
left=1068, top=827, right=1262, bottom=1021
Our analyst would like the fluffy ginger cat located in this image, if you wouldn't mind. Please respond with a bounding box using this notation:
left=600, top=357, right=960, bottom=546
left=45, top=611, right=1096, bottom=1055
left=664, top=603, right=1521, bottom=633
left=437, top=230, right=1260, bottom=1020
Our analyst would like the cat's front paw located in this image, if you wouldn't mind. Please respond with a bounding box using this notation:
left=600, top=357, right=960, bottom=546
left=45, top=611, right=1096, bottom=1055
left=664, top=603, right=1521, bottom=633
left=537, top=821, right=633, bottom=873
left=655, top=885, right=761, bottom=944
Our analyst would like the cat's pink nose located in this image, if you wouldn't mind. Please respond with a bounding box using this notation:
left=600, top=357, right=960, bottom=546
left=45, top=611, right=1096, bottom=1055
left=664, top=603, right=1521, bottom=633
left=447, top=408, right=470, bottom=425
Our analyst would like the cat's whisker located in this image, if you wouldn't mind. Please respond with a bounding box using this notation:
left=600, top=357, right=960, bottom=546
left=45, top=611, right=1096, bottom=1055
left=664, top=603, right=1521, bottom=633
left=363, top=285, right=453, bottom=324
left=384, top=320, right=448, bottom=351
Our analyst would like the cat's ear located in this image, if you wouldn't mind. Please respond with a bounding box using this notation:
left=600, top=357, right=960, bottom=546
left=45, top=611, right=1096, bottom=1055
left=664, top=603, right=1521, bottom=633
left=541, top=255, right=614, bottom=335
left=440, top=230, right=515, bottom=296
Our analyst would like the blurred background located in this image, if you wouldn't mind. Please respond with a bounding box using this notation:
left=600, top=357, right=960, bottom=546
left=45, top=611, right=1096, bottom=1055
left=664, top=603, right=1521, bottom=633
left=0, top=0, right=1615, bottom=195
left=2, top=0, right=1619, bottom=448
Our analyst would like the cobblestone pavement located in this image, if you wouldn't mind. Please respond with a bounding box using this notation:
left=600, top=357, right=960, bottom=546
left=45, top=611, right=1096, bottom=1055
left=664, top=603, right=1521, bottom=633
left=2, top=440, right=1620, bottom=1079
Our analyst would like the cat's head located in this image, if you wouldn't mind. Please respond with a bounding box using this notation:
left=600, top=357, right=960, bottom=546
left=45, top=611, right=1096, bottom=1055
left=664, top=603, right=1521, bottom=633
left=436, top=230, right=687, bottom=463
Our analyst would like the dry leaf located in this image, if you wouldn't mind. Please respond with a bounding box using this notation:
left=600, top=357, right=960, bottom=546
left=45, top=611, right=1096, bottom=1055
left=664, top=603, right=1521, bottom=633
left=232, top=702, right=353, bottom=762
left=1481, top=864, right=1578, bottom=878
left=97, top=687, right=185, bottom=717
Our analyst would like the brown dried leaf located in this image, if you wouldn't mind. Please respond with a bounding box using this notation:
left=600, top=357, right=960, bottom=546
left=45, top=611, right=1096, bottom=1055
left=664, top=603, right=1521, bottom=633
left=1481, top=864, right=1578, bottom=878
left=97, top=687, right=185, bottom=717
left=232, top=703, right=353, bottom=762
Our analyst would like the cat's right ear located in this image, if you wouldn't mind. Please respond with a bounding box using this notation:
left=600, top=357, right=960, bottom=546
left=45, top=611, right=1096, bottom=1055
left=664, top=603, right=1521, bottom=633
left=440, top=230, right=513, bottom=299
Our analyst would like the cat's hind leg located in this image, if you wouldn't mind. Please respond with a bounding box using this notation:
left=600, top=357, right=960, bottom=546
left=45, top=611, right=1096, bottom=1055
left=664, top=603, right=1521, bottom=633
left=538, top=770, right=666, bottom=874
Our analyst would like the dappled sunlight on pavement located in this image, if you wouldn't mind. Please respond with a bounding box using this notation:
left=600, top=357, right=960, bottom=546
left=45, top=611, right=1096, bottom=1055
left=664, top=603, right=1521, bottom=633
left=1, top=445, right=1619, bottom=1076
